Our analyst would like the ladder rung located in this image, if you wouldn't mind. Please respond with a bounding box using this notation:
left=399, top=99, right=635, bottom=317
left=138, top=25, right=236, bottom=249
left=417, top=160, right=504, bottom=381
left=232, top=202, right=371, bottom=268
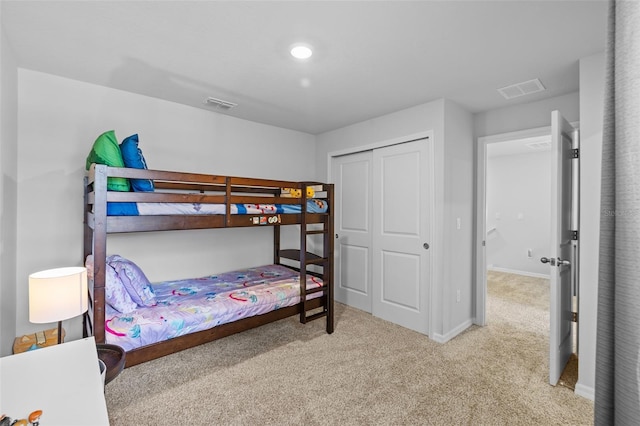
left=304, top=311, right=327, bottom=322
left=303, top=286, right=326, bottom=295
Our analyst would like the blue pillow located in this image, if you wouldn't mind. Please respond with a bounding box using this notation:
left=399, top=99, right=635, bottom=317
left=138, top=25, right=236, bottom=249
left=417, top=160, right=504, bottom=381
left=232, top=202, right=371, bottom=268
left=107, top=202, right=140, bottom=216
left=120, top=134, right=154, bottom=192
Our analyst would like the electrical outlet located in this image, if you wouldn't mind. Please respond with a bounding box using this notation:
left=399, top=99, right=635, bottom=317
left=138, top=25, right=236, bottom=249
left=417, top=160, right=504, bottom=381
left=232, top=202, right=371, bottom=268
left=456, top=290, right=461, bottom=303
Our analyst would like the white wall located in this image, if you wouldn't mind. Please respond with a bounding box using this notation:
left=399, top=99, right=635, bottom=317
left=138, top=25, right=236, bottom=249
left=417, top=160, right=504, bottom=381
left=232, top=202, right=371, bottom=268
left=15, top=69, right=316, bottom=341
left=474, top=92, right=579, bottom=138
left=486, top=150, right=551, bottom=277
left=316, top=98, right=475, bottom=341
left=575, top=51, right=605, bottom=400
left=442, top=100, right=474, bottom=336
left=0, top=16, right=19, bottom=357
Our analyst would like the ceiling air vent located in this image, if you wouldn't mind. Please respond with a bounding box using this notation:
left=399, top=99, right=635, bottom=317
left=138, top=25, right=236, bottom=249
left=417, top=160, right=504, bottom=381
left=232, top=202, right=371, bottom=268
left=498, top=78, right=546, bottom=100
left=204, top=97, right=238, bottom=111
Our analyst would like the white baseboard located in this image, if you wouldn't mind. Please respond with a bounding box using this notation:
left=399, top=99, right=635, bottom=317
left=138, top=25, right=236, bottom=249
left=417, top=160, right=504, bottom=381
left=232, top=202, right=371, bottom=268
left=432, top=319, right=473, bottom=343
left=574, top=382, right=595, bottom=401
left=487, top=265, right=550, bottom=279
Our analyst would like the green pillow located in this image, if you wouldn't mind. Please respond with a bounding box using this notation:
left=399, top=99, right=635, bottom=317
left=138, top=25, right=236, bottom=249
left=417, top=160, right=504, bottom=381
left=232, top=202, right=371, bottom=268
left=86, top=130, right=130, bottom=191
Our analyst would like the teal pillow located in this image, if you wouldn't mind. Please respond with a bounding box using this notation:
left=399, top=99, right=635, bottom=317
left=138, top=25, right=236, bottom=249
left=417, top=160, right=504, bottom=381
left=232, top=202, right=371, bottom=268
left=120, top=134, right=154, bottom=192
left=86, top=130, right=130, bottom=192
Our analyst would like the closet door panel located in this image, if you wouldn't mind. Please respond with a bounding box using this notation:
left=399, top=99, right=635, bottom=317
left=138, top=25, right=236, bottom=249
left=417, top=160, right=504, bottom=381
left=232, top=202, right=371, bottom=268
left=372, top=139, right=430, bottom=334
left=381, top=250, right=420, bottom=310
left=332, top=151, right=373, bottom=312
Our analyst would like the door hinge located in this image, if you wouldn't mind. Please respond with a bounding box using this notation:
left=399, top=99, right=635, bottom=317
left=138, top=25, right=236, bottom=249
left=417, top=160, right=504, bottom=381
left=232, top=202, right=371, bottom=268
left=571, top=148, right=579, bottom=158
left=571, top=230, right=579, bottom=240
left=571, top=311, right=578, bottom=323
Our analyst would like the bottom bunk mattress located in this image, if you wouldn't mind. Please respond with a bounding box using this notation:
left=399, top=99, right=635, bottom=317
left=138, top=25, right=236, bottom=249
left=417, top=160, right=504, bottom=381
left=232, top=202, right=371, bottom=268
left=104, top=264, right=324, bottom=351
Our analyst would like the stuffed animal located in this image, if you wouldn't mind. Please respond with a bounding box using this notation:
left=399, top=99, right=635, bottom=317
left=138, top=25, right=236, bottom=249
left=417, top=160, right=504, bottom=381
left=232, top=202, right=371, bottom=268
left=282, top=187, right=314, bottom=198
left=306, top=187, right=315, bottom=198
left=282, top=188, right=302, bottom=198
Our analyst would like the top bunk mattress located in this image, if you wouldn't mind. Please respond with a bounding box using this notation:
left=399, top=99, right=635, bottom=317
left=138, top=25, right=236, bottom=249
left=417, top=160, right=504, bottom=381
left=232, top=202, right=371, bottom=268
left=107, top=199, right=328, bottom=216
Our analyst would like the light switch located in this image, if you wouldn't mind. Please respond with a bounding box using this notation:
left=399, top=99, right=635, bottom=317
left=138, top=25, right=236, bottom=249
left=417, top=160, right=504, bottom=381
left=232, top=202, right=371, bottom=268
left=456, top=218, right=461, bottom=230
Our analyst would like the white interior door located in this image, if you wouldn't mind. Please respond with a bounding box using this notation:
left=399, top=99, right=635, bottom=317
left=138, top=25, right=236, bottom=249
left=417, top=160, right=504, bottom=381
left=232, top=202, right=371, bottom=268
left=547, top=110, right=577, bottom=385
left=371, top=139, right=430, bottom=334
left=332, top=151, right=373, bottom=312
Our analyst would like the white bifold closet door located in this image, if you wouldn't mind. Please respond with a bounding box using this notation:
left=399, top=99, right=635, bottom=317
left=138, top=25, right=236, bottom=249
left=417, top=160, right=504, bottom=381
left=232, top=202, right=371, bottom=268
left=333, top=138, right=431, bottom=334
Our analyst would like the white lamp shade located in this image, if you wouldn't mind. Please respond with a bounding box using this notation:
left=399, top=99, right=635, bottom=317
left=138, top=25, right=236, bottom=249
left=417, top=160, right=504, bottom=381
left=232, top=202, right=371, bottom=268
left=29, top=267, right=88, bottom=323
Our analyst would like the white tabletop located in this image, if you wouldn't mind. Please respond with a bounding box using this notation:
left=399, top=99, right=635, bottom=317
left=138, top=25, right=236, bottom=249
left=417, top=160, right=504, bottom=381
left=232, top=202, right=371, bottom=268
left=0, top=336, right=109, bottom=425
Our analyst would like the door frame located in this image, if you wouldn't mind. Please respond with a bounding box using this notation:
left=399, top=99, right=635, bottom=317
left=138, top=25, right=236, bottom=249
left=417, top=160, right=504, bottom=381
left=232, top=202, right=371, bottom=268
left=474, top=125, right=552, bottom=326
left=328, top=130, right=436, bottom=338
left=475, top=123, right=578, bottom=326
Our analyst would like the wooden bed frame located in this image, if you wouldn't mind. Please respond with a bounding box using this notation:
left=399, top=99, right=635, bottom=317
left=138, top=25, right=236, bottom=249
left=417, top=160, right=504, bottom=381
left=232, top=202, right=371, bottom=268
left=83, top=164, right=334, bottom=367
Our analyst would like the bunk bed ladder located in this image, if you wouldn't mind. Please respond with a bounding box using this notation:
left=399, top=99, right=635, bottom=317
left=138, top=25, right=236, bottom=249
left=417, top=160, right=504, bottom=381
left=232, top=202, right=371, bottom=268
left=299, top=183, right=332, bottom=326
left=273, top=183, right=334, bottom=332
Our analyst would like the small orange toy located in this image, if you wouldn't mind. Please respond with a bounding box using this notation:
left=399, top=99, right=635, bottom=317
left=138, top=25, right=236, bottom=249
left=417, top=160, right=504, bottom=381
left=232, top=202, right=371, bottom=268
left=28, top=410, right=42, bottom=425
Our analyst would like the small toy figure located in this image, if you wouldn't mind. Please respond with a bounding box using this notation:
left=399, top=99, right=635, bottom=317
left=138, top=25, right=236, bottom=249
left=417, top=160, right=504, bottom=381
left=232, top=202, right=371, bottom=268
left=282, top=187, right=302, bottom=198
left=0, top=410, right=41, bottom=426
left=28, top=410, right=42, bottom=426
left=282, top=187, right=315, bottom=198
left=306, top=186, right=315, bottom=198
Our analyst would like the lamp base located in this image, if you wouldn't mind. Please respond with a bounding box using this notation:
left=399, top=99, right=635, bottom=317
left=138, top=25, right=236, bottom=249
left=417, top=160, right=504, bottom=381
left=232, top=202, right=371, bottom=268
left=13, top=328, right=66, bottom=354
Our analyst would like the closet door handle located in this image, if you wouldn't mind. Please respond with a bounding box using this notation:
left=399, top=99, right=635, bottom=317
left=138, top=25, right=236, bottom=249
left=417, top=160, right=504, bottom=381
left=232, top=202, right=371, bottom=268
left=423, top=243, right=429, bottom=250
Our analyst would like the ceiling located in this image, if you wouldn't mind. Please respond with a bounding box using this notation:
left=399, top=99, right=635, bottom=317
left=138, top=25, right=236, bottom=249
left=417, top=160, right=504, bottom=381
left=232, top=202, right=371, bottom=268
left=1, top=1, right=607, bottom=135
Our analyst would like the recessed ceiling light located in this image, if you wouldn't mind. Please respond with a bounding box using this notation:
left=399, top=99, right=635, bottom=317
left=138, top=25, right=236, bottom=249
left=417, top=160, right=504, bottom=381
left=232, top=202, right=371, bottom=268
left=290, top=44, right=312, bottom=60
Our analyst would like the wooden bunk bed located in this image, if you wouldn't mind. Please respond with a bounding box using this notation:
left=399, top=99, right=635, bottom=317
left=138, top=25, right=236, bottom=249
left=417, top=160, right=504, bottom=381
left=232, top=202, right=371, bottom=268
left=83, top=164, right=334, bottom=367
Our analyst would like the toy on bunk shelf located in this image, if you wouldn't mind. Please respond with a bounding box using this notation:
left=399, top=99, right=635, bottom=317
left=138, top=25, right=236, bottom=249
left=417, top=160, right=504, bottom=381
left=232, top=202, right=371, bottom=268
left=28, top=410, right=42, bottom=426
left=281, top=187, right=315, bottom=198
left=0, top=410, right=42, bottom=426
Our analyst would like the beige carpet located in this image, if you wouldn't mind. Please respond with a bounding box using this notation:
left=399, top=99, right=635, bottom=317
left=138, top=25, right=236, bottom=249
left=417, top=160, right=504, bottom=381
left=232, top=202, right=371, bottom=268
left=105, top=273, right=593, bottom=425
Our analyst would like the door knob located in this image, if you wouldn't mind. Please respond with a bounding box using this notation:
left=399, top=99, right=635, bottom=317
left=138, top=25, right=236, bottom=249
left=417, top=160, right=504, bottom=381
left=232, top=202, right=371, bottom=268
left=335, top=234, right=339, bottom=239
left=557, top=258, right=571, bottom=267
left=423, top=243, right=430, bottom=250
left=540, top=257, right=556, bottom=266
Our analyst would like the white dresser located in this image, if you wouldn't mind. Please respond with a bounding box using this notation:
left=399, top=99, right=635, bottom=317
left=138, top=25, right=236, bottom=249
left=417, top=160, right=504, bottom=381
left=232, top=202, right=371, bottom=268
left=0, top=336, right=109, bottom=425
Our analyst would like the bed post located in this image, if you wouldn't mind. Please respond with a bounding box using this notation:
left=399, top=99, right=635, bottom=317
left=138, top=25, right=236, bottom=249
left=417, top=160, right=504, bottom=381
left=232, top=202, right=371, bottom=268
left=326, top=183, right=335, bottom=334
left=299, top=183, right=308, bottom=324
left=91, top=165, right=108, bottom=344
left=273, top=225, right=281, bottom=265
left=83, top=176, right=92, bottom=337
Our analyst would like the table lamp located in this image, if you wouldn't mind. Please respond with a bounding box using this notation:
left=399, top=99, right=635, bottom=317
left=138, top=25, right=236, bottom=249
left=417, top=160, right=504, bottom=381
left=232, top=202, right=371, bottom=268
left=29, top=266, right=88, bottom=344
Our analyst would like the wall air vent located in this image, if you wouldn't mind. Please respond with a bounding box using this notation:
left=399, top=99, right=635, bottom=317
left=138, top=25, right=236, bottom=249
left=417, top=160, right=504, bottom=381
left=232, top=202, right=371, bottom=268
left=204, top=97, right=238, bottom=110
left=497, top=78, right=546, bottom=100
left=525, top=141, right=551, bottom=150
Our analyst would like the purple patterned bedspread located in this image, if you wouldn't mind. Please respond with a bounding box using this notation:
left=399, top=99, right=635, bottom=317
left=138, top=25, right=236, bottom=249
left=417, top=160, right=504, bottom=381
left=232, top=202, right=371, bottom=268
left=104, top=264, right=323, bottom=351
